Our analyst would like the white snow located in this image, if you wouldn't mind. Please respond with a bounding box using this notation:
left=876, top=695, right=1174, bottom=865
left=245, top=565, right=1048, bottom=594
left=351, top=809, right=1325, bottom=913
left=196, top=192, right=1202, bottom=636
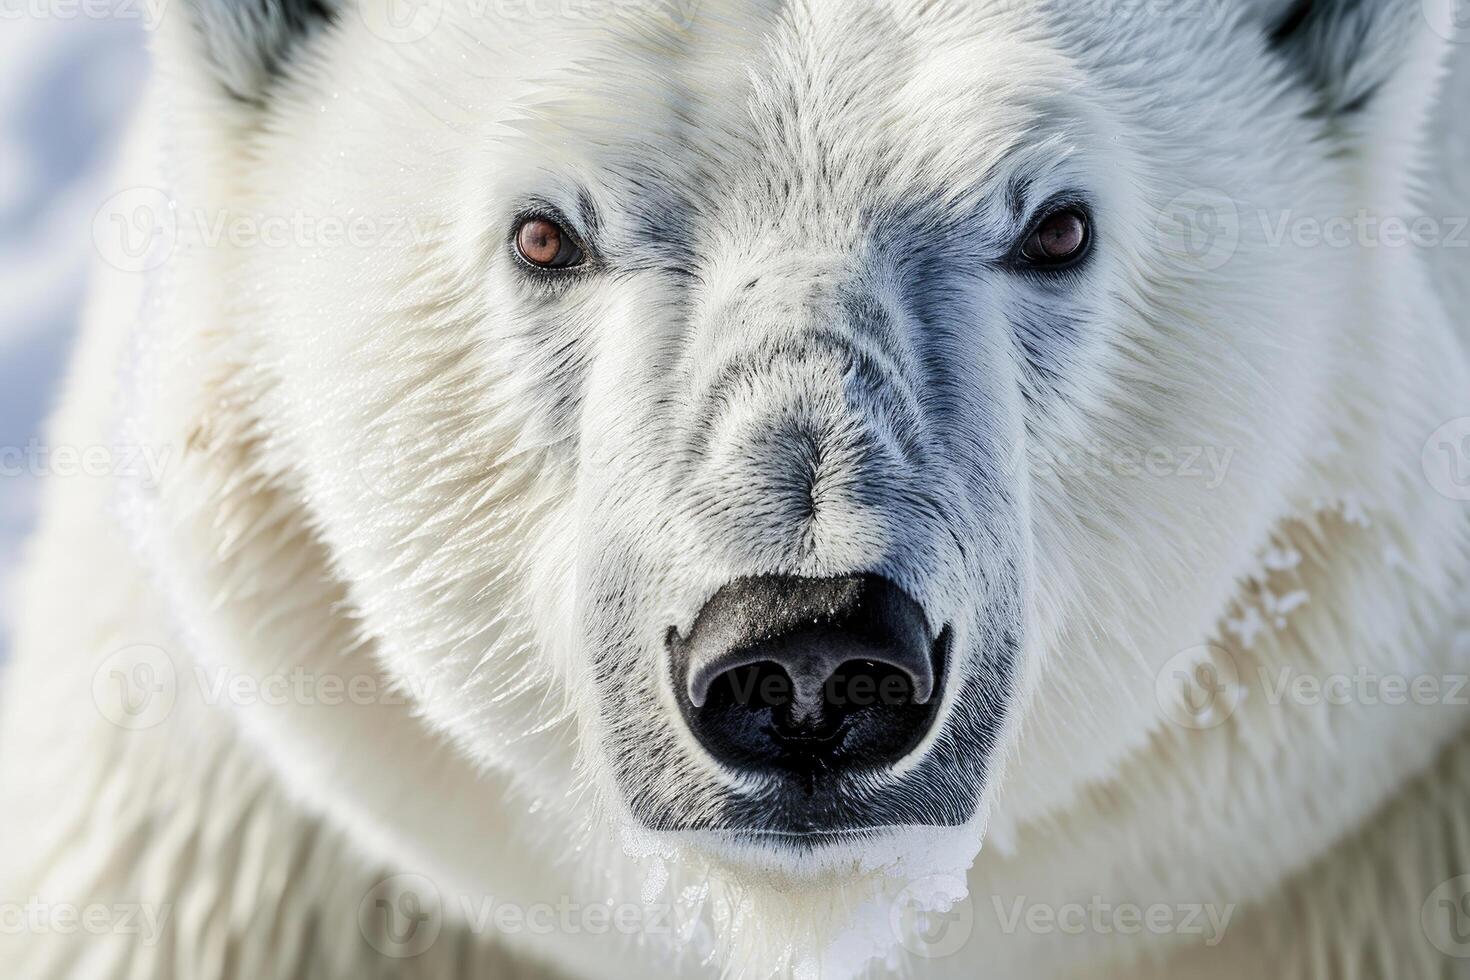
left=0, top=11, right=149, bottom=659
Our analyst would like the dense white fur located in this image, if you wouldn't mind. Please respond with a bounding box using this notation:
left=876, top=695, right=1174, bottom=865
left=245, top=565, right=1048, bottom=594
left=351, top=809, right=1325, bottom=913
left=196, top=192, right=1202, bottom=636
left=1, top=1, right=1468, bottom=977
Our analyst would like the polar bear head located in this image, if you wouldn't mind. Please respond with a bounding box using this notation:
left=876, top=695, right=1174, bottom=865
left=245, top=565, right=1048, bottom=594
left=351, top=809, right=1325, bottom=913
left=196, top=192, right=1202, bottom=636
left=134, top=0, right=1442, bottom=971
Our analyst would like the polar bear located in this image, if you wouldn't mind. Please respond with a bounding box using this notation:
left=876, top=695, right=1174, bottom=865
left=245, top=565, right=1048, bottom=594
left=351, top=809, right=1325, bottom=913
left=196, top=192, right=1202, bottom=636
left=2, top=0, right=1468, bottom=977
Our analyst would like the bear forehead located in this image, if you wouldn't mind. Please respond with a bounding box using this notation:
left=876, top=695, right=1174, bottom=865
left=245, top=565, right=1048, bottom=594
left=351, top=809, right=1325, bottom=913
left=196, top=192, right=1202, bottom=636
left=484, top=1, right=1094, bottom=223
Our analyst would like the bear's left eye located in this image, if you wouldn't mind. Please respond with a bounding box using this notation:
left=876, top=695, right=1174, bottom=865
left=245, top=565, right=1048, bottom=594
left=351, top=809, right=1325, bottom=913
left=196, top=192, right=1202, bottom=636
left=1019, top=207, right=1091, bottom=268
left=514, top=217, right=585, bottom=270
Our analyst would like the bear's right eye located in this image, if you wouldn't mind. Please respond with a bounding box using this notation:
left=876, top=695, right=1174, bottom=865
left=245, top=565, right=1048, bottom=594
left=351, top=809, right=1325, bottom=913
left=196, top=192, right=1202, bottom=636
left=514, top=217, right=585, bottom=270
left=1018, top=206, right=1091, bottom=269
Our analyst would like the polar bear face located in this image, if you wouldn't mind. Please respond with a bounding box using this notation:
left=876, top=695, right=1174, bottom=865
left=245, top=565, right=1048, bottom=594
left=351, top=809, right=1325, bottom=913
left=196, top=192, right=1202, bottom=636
left=161, top=0, right=1412, bottom=891
left=244, top=0, right=1125, bottom=852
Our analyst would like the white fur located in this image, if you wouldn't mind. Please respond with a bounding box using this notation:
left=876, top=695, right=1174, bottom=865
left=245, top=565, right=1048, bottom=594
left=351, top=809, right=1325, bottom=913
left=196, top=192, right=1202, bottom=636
left=2, top=1, right=1468, bottom=977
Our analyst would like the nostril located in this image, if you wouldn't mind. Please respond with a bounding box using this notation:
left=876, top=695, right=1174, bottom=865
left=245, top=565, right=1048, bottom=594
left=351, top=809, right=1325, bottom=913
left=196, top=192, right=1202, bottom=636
left=670, top=574, right=947, bottom=777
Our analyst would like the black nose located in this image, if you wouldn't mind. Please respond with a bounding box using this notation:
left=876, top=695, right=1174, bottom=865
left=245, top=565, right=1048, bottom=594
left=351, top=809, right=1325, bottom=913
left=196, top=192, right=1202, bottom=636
left=669, top=574, right=946, bottom=779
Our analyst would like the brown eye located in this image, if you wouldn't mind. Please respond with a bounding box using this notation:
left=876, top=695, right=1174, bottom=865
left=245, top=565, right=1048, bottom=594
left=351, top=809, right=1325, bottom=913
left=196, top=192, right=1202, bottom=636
left=514, top=217, right=585, bottom=269
left=1020, top=208, right=1090, bottom=267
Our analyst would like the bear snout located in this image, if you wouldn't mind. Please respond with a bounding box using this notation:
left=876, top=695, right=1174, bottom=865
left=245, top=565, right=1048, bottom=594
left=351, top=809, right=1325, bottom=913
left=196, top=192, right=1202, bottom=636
left=668, top=574, right=948, bottom=786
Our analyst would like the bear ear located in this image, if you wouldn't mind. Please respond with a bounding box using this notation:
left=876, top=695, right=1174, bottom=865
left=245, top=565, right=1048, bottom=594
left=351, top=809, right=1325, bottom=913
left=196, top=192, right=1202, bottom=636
left=1249, top=0, right=1419, bottom=116
left=182, top=0, right=342, bottom=105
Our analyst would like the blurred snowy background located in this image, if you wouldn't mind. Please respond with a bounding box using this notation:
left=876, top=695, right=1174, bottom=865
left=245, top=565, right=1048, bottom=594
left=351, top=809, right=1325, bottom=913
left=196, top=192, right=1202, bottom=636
left=0, top=11, right=150, bottom=658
